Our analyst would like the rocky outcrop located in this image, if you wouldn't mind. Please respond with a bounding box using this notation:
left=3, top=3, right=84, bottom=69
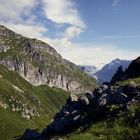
left=0, top=84, right=40, bottom=119
left=0, top=44, right=10, bottom=52
left=20, top=81, right=140, bottom=140
left=0, top=25, right=22, bottom=38
left=0, top=25, right=96, bottom=93
left=0, top=58, right=84, bottom=93
left=110, top=66, right=125, bottom=84
left=110, top=57, right=140, bottom=84
left=125, top=56, right=140, bottom=78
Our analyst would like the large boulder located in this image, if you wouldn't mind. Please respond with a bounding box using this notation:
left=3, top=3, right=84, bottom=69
left=97, top=93, right=108, bottom=106
left=123, top=81, right=139, bottom=100
left=19, top=129, right=41, bottom=140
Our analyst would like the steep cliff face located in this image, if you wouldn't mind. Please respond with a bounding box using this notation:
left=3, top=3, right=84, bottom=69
left=0, top=25, right=96, bottom=93
left=125, top=56, right=140, bottom=78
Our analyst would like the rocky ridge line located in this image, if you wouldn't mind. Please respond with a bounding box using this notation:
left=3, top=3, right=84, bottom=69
left=0, top=25, right=96, bottom=93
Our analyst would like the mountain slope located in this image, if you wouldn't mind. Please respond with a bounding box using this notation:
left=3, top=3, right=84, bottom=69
left=20, top=70, right=140, bottom=140
left=0, top=25, right=96, bottom=94
left=0, top=64, right=69, bottom=139
left=94, top=58, right=131, bottom=83
left=125, top=56, right=140, bottom=78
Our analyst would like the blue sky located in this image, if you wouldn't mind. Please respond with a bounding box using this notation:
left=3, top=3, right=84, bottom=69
left=0, top=0, right=140, bottom=68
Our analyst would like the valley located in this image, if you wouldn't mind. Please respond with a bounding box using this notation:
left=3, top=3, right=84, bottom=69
left=0, top=26, right=140, bottom=140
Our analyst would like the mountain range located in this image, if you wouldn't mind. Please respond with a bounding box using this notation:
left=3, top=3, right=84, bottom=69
left=80, top=59, right=131, bottom=83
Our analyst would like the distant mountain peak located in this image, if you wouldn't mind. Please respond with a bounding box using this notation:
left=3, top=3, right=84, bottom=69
left=94, top=58, right=131, bottom=83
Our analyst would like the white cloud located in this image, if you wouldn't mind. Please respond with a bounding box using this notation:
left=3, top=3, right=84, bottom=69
left=42, top=0, right=86, bottom=40
left=0, top=0, right=86, bottom=40
left=0, top=0, right=47, bottom=39
left=42, top=0, right=85, bottom=28
left=0, top=0, right=37, bottom=21
left=62, top=26, right=83, bottom=39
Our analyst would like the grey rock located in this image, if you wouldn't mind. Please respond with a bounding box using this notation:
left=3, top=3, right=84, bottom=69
left=0, top=44, right=10, bottom=52
left=97, top=93, right=108, bottom=106
left=129, top=81, right=137, bottom=88
left=80, top=96, right=90, bottom=105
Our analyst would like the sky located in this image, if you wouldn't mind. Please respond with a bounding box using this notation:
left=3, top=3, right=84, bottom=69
left=0, top=0, right=140, bottom=69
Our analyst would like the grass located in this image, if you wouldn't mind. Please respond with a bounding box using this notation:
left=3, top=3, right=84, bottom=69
left=0, top=65, right=140, bottom=140
left=0, top=64, right=69, bottom=139
left=63, top=103, right=140, bottom=140
left=115, top=77, right=140, bottom=87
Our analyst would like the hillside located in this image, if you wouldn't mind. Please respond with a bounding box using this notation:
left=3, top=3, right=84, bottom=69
left=0, top=64, right=69, bottom=139
left=0, top=25, right=96, bottom=94
left=20, top=76, right=140, bottom=140
left=20, top=57, right=140, bottom=140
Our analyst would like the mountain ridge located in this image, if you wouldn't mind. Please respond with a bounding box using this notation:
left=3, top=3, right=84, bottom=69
left=79, top=59, right=131, bottom=83
left=0, top=25, right=96, bottom=94
left=94, top=58, right=131, bottom=83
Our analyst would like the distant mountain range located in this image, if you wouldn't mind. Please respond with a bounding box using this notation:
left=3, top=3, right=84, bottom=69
left=80, top=59, right=131, bottom=83
left=78, top=65, right=98, bottom=77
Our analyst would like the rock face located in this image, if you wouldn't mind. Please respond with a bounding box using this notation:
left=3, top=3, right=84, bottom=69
left=110, top=56, right=140, bottom=84
left=0, top=25, right=96, bottom=93
left=125, top=56, right=140, bottom=78
left=20, top=81, right=140, bottom=140
left=110, top=66, right=125, bottom=84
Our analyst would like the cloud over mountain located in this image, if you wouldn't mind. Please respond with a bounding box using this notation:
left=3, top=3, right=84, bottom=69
left=0, top=0, right=139, bottom=68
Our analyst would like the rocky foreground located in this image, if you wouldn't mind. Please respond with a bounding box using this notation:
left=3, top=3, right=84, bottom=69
left=20, top=81, right=140, bottom=140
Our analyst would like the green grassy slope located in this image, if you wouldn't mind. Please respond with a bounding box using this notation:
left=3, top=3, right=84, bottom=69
left=0, top=64, right=68, bottom=140
left=115, top=77, right=140, bottom=87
